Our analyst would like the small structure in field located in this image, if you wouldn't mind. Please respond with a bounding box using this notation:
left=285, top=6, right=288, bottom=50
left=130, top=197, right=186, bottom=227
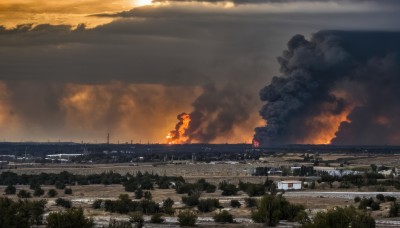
left=277, top=180, right=302, bottom=190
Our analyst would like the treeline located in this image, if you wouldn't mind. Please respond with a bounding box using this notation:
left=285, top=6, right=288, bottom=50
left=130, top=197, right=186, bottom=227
left=0, top=171, right=185, bottom=189
left=320, top=172, right=400, bottom=189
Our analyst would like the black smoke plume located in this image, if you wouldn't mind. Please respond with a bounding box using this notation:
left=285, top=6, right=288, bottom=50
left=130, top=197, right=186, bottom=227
left=170, top=83, right=256, bottom=143
left=254, top=30, right=400, bottom=146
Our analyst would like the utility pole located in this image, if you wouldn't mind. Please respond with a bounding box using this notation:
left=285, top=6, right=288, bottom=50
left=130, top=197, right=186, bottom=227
left=107, top=133, right=110, bottom=145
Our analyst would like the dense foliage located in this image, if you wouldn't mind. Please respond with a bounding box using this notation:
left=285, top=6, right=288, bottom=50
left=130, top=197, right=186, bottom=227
left=0, top=197, right=46, bottom=227
left=46, top=208, right=94, bottom=228
left=219, top=181, right=238, bottom=196
left=103, top=194, right=160, bottom=215
left=178, top=210, right=197, bottom=227
left=55, top=198, right=72, bottom=208
left=252, top=194, right=305, bottom=226
left=239, top=182, right=266, bottom=197
left=197, top=198, right=220, bottom=212
left=213, top=210, right=234, bottom=223
left=301, top=206, right=375, bottom=228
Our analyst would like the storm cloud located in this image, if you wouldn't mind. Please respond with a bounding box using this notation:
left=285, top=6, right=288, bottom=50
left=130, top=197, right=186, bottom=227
left=0, top=0, right=399, bottom=143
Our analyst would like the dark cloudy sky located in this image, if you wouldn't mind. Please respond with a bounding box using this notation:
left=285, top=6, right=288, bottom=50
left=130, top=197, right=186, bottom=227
left=0, top=0, right=399, bottom=144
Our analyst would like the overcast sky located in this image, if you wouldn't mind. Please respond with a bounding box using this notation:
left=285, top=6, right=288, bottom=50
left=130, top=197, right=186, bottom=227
left=0, top=0, right=399, bottom=143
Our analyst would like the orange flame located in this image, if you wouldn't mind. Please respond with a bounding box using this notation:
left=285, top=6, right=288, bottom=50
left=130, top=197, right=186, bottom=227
left=166, top=113, right=191, bottom=144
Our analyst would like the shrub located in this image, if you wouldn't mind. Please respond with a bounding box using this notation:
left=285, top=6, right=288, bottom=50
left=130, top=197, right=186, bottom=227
left=245, top=198, right=257, bottom=208
left=129, top=211, right=144, bottom=228
left=92, top=199, right=103, bottom=209
left=30, top=182, right=40, bottom=190
left=46, top=208, right=94, bottom=228
left=205, top=184, right=217, bottom=193
left=56, top=198, right=72, bottom=208
left=48, top=189, right=58, bottom=197
left=213, top=210, right=234, bottom=223
left=385, top=196, right=397, bottom=202
left=55, top=181, right=66, bottom=190
left=251, top=194, right=305, bottom=226
left=370, top=202, right=380, bottom=211
left=124, top=180, right=138, bottom=192
left=389, top=202, right=400, bottom=217
left=178, top=210, right=197, bottom=227
left=5, top=185, right=16, bottom=195
left=18, top=190, right=31, bottom=198
left=359, top=197, right=377, bottom=210
left=302, top=206, right=375, bottom=228
left=144, top=191, right=152, bottom=200
left=64, top=188, right=73, bottom=195
left=182, top=194, right=200, bottom=207
left=150, top=213, right=164, bottom=223
left=376, top=194, right=385, bottom=202
left=354, top=196, right=361, bottom=203
left=197, top=198, right=220, bottom=212
left=230, top=200, right=241, bottom=208
left=135, top=189, right=143, bottom=199
left=219, top=181, right=238, bottom=196
left=107, top=219, right=132, bottom=228
left=239, top=182, right=266, bottom=197
left=34, top=187, right=44, bottom=197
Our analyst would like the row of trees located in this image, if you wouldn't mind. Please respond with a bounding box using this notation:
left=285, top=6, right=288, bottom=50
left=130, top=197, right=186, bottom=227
left=0, top=171, right=185, bottom=190
left=5, top=185, right=70, bottom=198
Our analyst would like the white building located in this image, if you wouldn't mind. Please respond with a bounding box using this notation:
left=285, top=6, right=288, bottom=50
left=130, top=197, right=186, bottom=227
left=277, top=180, right=302, bottom=190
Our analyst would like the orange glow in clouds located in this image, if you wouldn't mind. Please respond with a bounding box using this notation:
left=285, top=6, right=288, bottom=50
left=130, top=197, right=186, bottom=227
left=307, top=110, right=351, bottom=145
left=166, top=113, right=191, bottom=144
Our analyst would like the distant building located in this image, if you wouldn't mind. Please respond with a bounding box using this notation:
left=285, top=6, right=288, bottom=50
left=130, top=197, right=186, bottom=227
left=277, top=180, right=302, bottom=190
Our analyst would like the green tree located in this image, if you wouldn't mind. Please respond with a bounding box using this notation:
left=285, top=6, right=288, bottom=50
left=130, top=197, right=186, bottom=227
left=46, top=208, right=94, bottom=228
left=302, top=206, right=375, bottom=228
left=178, top=210, right=197, bottom=227
left=163, top=198, right=175, bottom=215
left=252, top=194, right=305, bottom=226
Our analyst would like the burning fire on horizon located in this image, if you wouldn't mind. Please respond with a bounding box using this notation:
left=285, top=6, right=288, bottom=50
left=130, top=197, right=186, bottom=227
left=168, top=31, right=400, bottom=146
left=166, top=113, right=191, bottom=144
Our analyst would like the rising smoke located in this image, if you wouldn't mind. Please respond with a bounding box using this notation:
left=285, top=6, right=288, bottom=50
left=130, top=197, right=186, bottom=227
left=254, top=31, right=400, bottom=146
left=167, top=83, right=257, bottom=143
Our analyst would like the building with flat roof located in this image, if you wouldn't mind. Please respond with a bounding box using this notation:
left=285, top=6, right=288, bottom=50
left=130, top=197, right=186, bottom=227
left=277, top=180, right=302, bottom=190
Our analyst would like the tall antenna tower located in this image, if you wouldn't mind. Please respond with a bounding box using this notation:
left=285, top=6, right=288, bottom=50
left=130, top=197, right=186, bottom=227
left=107, top=133, right=110, bottom=145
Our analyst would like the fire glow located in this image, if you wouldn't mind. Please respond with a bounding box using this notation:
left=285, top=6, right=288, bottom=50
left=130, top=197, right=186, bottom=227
left=166, top=113, right=191, bottom=144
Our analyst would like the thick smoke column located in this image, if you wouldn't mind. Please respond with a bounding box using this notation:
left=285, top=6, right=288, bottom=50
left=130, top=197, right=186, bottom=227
left=254, top=31, right=400, bottom=146
left=167, top=83, right=256, bottom=143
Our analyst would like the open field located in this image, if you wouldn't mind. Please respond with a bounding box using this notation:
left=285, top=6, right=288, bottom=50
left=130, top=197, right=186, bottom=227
left=3, top=151, right=400, bottom=227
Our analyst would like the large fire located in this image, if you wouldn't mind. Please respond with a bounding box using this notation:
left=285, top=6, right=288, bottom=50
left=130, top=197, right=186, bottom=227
left=166, top=113, right=191, bottom=144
